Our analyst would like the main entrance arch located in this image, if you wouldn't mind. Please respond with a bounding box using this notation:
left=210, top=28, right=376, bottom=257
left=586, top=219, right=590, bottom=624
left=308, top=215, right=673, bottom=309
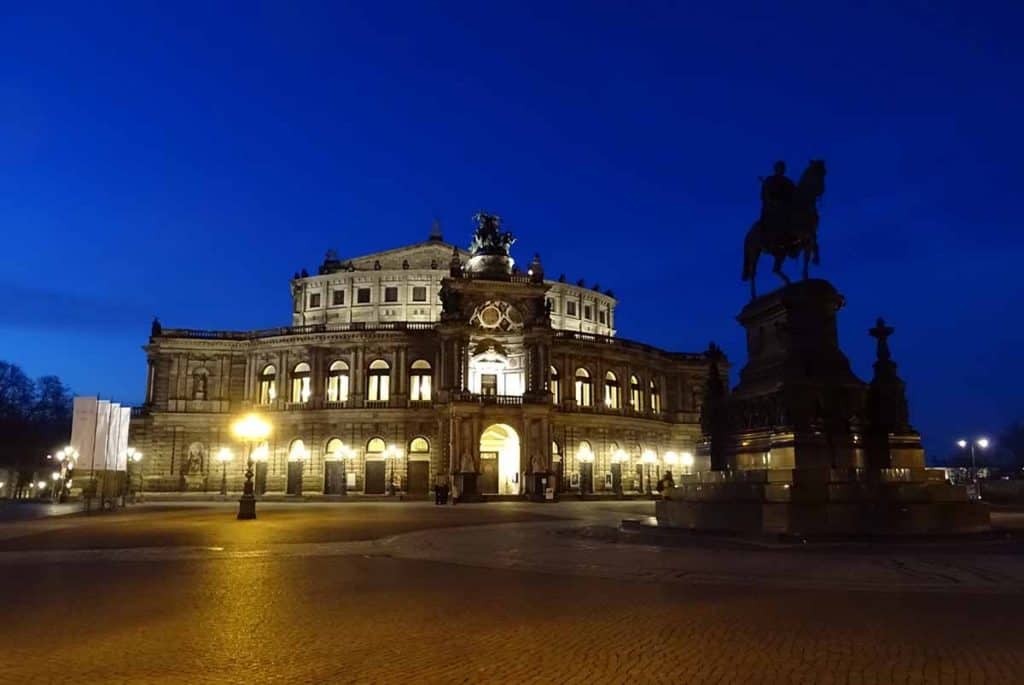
left=479, top=423, right=521, bottom=495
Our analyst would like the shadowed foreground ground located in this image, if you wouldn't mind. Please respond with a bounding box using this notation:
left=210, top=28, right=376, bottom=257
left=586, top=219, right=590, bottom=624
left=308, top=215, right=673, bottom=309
left=1, top=502, right=1022, bottom=684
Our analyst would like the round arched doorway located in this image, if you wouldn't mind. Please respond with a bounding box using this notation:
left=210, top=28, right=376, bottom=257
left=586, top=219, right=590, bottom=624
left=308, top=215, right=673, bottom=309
left=479, top=424, right=521, bottom=495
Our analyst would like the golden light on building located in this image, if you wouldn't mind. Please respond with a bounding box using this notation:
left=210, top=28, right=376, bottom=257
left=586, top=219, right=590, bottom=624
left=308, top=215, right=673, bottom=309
left=232, top=413, right=272, bottom=442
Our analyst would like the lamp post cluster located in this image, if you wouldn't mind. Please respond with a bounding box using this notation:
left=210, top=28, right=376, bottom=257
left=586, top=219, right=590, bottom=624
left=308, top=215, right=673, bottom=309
left=956, top=436, right=989, bottom=499
left=48, top=446, right=80, bottom=503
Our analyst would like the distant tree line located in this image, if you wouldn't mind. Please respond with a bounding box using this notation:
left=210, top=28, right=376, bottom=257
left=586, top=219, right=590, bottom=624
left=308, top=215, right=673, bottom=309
left=0, top=360, right=74, bottom=468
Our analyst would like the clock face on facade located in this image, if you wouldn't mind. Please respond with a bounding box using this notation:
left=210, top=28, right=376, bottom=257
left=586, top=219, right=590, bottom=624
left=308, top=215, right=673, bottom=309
left=471, top=300, right=524, bottom=332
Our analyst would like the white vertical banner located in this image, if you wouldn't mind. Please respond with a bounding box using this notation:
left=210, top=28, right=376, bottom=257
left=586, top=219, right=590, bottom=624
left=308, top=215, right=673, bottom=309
left=105, top=403, right=121, bottom=471
left=117, top=407, right=131, bottom=471
left=71, top=396, right=99, bottom=471
left=93, top=400, right=111, bottom=473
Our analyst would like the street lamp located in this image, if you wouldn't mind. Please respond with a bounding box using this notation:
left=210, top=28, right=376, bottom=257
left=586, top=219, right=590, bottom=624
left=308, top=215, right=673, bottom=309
left=122, top=448, right=143, bottom=506
left=680, top=451, right=695, bottom=476
left=642, top=450, right=657, bottom=496
left=232, top=413, right=272, bottom=520
left=216, top=448, right=233, bottom=496
left=956, top=437, right=990, bottom=497
left=331, top=443, right=356, bottom=496
left=385, top=444, right=403, bottom=496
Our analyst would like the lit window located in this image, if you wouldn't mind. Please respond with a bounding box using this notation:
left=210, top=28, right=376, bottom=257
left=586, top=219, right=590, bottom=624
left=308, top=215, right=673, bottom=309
left=325, top=437, right=344, bottom=458
left=549, top=366, right=560, bottom=405
left=629, top=375, right=642, bottom=412
left=412, top=286, right=427, bottom=302
left=366, top=437, right=386, bottom=455
left=409, top=437, right=429, bottom=454
left=548, top=299, right=558, bottom=313
left=481, top=374, right=498, bottom=397
left=599, top=310, right=606, bottom=325
left=574, top=367, right=593, bottom=407
left=332, top=290, right=345, bottom=306
left=584, top=305, right=592, bottom=320
left=258, top=365, right=277, bottom=405
left=410, top=359, right=432, bottom=401
left=650, top=379, right=662, bottom=414
left=566, top=301, right=577, bottom=317
left=384, top=286, right=399, bottom=303
left=309, top=293, right=321, bottom=308
left=368, top=359, right=390, bottom=402
left=288, top=438, right=308, bottom=461
left=357, top=288, right=371, bottom=304
left=604, top=371, right=620, bottom=409
left=326, top=360, right=350, bottom=402
left=291, top=362, right=311, bottom=403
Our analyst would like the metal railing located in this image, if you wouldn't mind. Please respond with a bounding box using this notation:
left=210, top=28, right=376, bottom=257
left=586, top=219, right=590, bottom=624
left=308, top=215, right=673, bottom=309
left=157, top=321, right=437, bottom=341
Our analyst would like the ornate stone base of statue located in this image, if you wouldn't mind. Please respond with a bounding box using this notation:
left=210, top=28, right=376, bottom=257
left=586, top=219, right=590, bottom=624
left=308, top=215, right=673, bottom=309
left=657, top=280, right=990, bottom=536
left=454, top=472, right=484, bottom=503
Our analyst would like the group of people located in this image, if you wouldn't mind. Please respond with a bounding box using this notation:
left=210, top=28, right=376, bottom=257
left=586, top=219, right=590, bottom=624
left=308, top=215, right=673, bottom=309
left=433, top=475, right=454, bottom=505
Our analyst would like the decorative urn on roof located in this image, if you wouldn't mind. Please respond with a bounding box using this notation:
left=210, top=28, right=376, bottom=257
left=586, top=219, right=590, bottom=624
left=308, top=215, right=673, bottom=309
left=464, top=211, right=516, bottom=279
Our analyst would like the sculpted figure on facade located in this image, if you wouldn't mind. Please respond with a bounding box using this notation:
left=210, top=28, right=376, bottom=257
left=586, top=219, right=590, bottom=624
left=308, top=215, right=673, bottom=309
left=184, top=442, right=206, bottom=475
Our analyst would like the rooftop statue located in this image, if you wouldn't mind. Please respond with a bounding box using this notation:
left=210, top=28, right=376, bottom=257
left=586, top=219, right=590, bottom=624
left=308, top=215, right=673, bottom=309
left=469, top=211, right=515, bottom=257
left=741, top=160, right=826, bottom=299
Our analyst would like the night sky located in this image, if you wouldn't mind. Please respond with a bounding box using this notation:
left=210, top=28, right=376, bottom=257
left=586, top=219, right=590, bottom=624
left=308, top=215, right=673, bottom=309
left=2, top=3, right=1021, bottom=459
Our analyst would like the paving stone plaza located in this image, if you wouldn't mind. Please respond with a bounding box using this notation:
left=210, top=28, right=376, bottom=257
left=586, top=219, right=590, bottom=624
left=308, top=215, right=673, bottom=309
left=3, top=501, right=1024, bottom=684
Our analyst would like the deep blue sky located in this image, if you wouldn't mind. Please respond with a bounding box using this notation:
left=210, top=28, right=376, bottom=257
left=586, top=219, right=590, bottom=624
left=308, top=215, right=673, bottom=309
left=2, top=2, right=1021, bottom=459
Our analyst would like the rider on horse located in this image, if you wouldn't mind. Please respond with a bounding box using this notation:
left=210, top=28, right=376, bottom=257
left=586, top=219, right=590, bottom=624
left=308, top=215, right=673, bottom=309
left=760, top=161, right=796, bottom=247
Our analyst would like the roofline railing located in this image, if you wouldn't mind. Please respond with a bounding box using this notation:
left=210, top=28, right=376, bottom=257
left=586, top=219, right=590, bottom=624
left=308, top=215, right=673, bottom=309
left=154, top=321, right=708, bottom=360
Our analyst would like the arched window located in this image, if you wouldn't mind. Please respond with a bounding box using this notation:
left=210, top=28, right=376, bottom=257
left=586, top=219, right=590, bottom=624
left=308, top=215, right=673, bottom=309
left=325, top=437, right=343, bottom=459
left=410, top=359, right=432, bottom=402
left=629, top=375, right=643, bottom=413
left=574, top=367, right=593, bottom=407
left=291, top=362, right=311, bottom=403
left=552, top=440, right=562, bottom=462
left=409, top=436, right=430, bottom=454
left=650, top=379, right=662, bottom=414
left=258, top=364, right=277, bottom=405
left=326, top=360, right=350, bottom=403
left=577, top=440, right=594, bottom=462
left=549, top=366, right=560, bottom=405
left=288, top=438, right=309, bottom=461
left=609, top=441, right=625, bottom=463
left=604, top=371, right=620, bottom=409
left=366, top=437, right=386, bottom=456
left=367, top=359, right=391, bottom=402
left=192, top=368, right=209, bottom=400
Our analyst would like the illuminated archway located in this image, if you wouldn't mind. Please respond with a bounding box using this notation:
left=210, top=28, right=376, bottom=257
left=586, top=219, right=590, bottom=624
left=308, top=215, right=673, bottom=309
left=479, top=423, right=521, bottom=495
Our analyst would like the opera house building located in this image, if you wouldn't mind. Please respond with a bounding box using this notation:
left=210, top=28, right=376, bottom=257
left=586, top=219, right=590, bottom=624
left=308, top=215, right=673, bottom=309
left=130, top=215, right=718, bottom=499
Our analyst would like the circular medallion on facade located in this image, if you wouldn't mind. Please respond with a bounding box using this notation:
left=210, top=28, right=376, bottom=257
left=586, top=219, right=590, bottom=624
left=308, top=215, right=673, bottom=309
left=470, top=300, right=524, bottom=332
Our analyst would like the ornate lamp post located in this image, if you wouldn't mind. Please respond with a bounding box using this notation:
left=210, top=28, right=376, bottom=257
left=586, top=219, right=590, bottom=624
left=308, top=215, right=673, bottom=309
left=386, top=444, right=403, bottom=496
left=232, top=413, right=271, bottom=520
left=956, top=437, right=990, bottom=499
left=122, top=448, right=143, bottom=505
left=216, top=448, right=233, bottom=496
left=642, top=450, right=658, bottom=496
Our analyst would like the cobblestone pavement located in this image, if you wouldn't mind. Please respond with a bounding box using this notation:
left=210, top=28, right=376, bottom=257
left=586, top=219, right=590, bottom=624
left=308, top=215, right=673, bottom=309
left=2, top=502, right=1023, bottom=684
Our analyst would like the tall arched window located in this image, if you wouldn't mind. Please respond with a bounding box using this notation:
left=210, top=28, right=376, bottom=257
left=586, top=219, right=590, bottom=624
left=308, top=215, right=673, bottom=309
left=288, top=438, right=309, bottom=461
left=629, top=375, right=642, bottom=412
left=550, top=366, right=560, bottom=405
left=258, top=364, right=277, bottom=405
left=577, top=440, right=594, bottom=462
left=410, top=359, right=432, bottom=402
left=366, top=437, right=386, bottom=456
left=325, top=437, right=344, bottom=459
left=291, top=362, right=311, bottom=403
left=326, top=360, right=350, bottom=402
left=604, top=371, right=620, bottom=409
left=367, top=359, right=391, bottom=402
left=650, top=379, right=662, bottom=414
left=409, top=436, right=430, bottom=454
left=574, top=367, right=593, bottom=407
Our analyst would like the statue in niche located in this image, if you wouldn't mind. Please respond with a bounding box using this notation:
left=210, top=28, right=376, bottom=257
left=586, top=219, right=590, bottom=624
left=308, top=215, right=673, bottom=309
left=193, top=372, right=208, bottom=400
left=184, top=442, right=206, bottom=475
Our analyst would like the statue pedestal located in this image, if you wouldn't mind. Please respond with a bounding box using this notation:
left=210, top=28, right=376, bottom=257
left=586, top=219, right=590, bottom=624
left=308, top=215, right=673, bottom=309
left=455, top=472, right=484, bottom=503
left=663, top=280, right=989, bottom=536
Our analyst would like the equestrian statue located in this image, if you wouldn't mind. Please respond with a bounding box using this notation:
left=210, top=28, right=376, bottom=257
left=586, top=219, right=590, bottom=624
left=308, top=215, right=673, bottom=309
left=741, top=160, right=826, bottom=299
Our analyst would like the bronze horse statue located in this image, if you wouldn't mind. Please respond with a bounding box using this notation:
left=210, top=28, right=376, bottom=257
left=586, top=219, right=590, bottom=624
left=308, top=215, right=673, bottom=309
left=742, top=160, right=826, bottom=299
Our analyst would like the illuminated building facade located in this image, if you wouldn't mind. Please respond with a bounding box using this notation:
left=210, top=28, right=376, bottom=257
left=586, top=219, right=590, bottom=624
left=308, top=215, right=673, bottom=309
left=130, top=217, right=718, bottom=498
